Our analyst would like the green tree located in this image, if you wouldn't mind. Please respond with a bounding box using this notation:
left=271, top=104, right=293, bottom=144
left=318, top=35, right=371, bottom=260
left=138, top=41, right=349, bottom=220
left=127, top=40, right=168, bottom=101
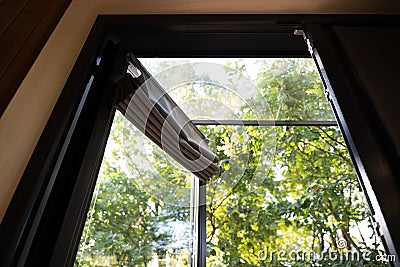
left=75, top=114, right=191, bottom=267
left=205, top=59, right=385, bottom=266
left=76, top=58, right=385, bottom=267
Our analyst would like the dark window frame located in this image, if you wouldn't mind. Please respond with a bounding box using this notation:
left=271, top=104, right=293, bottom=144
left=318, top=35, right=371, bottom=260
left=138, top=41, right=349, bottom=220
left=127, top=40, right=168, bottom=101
left=0, top=15, right=399, bottom=267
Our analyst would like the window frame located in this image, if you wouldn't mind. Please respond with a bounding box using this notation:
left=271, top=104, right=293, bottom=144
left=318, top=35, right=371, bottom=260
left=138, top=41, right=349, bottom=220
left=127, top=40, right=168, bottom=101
left=1, top=15, right=399, bottom=267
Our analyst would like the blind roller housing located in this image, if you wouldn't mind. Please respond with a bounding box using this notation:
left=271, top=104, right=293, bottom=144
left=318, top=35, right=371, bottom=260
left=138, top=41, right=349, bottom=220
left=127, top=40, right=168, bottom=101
left=115, top=54, right=219, bottom=181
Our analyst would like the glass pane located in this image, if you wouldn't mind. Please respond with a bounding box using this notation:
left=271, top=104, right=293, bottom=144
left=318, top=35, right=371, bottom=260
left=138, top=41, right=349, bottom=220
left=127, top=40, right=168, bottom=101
left=138, top=58, right=335, bottom=121
left=75, top=113, right=193, bottom=267
left=75, top=56, right=384, bottom=267
left=204, top=125, right=386, bottom=266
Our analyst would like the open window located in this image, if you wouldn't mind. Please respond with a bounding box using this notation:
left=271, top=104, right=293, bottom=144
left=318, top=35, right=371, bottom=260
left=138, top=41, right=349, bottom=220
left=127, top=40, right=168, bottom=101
left=0, top=15, right=398, bottom=267
left=75, top=57, right=387, bottom=266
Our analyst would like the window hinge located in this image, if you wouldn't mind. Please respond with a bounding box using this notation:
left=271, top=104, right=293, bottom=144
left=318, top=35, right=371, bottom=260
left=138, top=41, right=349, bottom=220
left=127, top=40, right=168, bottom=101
left=305, top=37, right=314, bottom=56
left=294, top=28, right=314, bottom=56
left=293, top=29, right=304, bottom=36
left=325, top=89, right=332, bottom=103
left=372, top=216, right=384, bottom=237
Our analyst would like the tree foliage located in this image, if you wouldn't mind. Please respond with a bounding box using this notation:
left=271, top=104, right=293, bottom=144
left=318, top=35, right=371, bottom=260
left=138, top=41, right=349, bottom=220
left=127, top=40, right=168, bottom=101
left=75, top=115, right=191, bottom=267
left=75, top=58, right=386, bottom=267
left=205, top=59, right=385, bottom=266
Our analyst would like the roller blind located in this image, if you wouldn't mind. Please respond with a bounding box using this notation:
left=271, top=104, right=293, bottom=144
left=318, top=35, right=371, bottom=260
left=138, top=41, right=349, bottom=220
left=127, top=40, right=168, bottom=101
left=114, top=54, right=219, bottom=181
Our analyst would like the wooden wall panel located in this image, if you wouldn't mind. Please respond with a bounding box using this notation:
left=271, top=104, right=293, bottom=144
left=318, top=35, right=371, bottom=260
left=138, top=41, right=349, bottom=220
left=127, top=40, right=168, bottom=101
left=0, top=0, right=30, bottom=36
left=0, top=0, right=72, bottom=117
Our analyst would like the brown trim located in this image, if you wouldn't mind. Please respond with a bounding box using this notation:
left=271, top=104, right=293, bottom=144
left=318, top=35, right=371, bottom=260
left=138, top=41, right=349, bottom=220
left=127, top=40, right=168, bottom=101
left=0, top=0, right=72, bottom=118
